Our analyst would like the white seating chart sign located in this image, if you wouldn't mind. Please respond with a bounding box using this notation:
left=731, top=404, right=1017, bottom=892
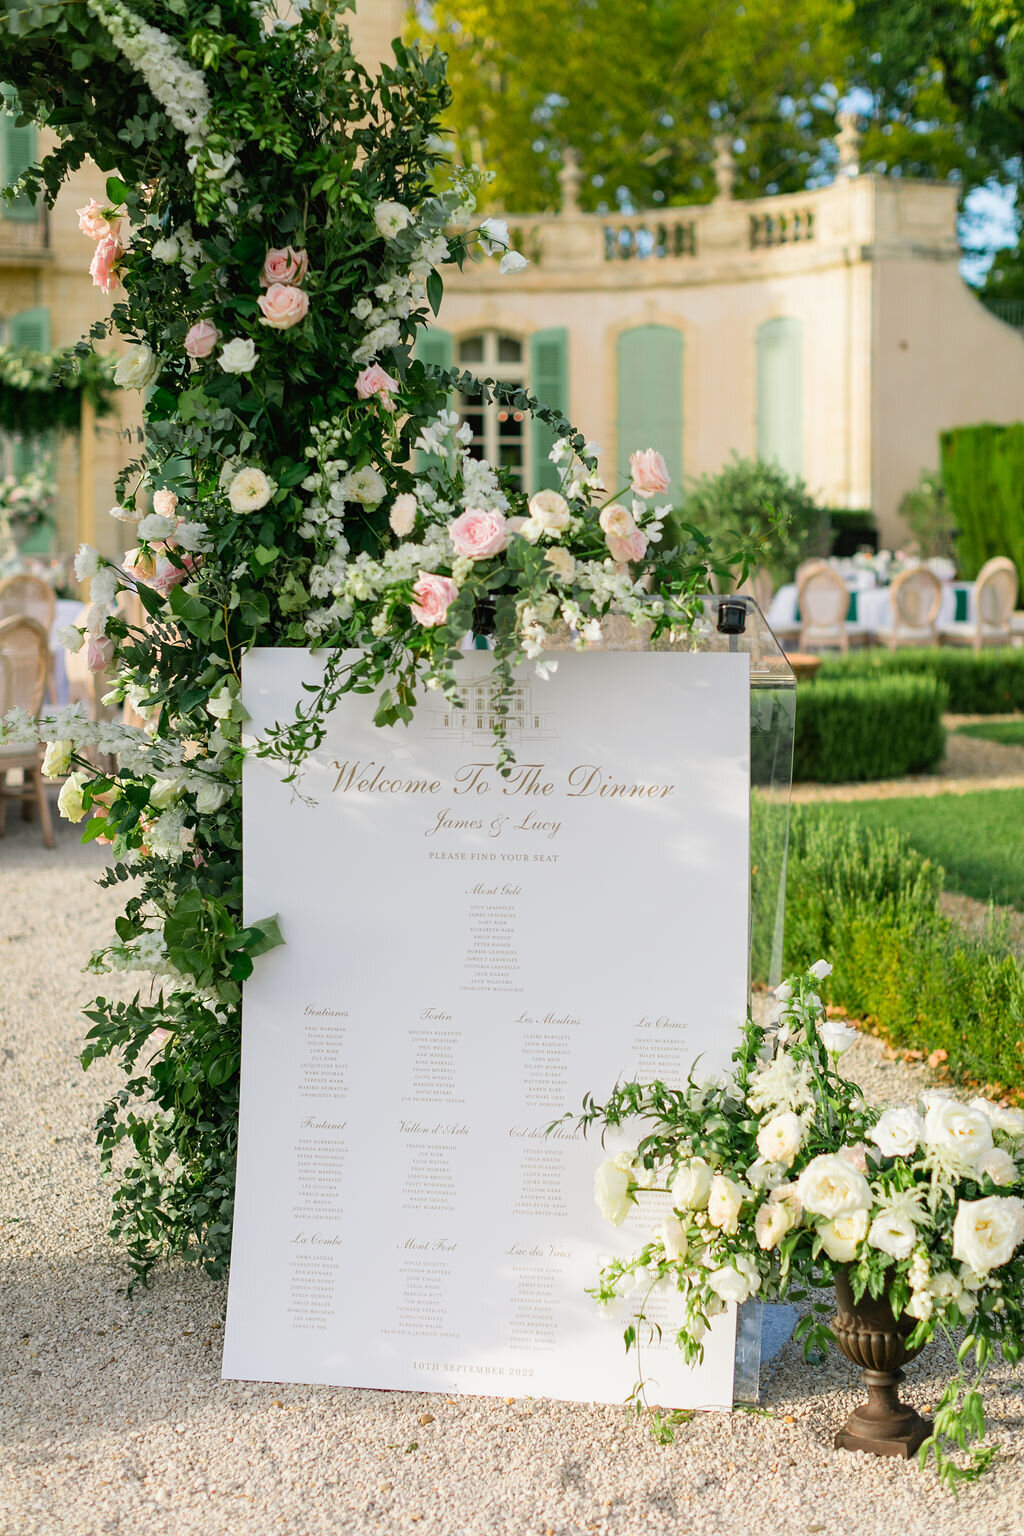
left=223, top=648, right=750, bottom=1408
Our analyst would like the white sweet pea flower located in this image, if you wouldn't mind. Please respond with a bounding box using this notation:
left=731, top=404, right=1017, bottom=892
left=499, top=250, right=529, bottom=274
left=870, top=1106, right=925, bottom=1159
left=56, top=624, right=84, bottom=654
left=136, top=513, right=177, bottom=542
left=772, top=981, right=793, bottom=1001
left=808, top=959, right=833, bottom=980
left=74, top=544, right=102, bottom=581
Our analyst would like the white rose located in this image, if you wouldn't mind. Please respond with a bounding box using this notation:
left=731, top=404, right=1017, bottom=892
left=41, top=740, right=73, bottom=778
left=219, top=337, right=258, bottom=374
left=818, top=1208, right=869, bottom=1262
left=867, top=1211, right=918, bottom=1260
left=924, top=1100, right=993, bottom=1167
left=149, top=775, right=187, bottom=810
left=707, top=1254, right=760, bottom=1304
left=373, top=200, right=412, bottom=239
left=527, top=489, right=571, bottom=533
left=113, top=343, right=161, bottom=391
left=952, top=1195, right=1024, bottom=1273
left=657, top=1217, right=687, bottom=1262
left=977, top=1147, right=1018, bottom=1188
left=819, top=1018, right=858, bottom=1056
left=74, top=544, right=102, bottom=581
left=227, top=467, right=275, bottom=514
left=671, top=1156, right=713, bottom=1211
left=195, top=781, right=230, bottom=814
left=809, top=959, right=833, bottom=980
left=707, top=1174, right=745, bottom=1235
left=594, top=1158, right=632, bottom=1226
left=151, top=235, right=180, bottom=262
left=57, top=772, right=88, bottom=823
left=970, top=1098, right=1024, bottom=1138
left=870, top=1106, right=925, bottom=1160
left=797, top=1153, right=872, bottom=1219
left=755, top=1197, right=797, bottom=1250
left=56, top=624, right=84, bottom=653
left=756, top=1111, right=804, bottom=1169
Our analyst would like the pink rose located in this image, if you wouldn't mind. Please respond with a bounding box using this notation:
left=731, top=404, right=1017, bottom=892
left=184, top=320, right=220, bottom=358
left=630, top=448, right=670, bottom=498
left=152, top=489, right=179, bottom=518
left=606, top=528, right=648, bottom=563
left=410, top=571, right=459, bottom=627
left=257, top=284, right=310, bottom=330
left=260, top=247, right=309, bottom=287
left=76, top=199, right=121, bottom=242
left=86, top=634, right=114, bottom=673
left=449, top=508, right=509, bottom=560
left=89, top=235, right=122, bottom=294
left=599, top=502, right=636, bottom=539
left=838, top=1143, right=869, bottom=1174
left=151, top=551, right=198, bottom=596
left=122, top=547, right=157, bottom=583
left=356, top=364, right=400, bottom=409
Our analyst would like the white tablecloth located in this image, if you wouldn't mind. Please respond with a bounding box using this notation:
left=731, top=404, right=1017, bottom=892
left=767, top=581, right=975, bottom=638
left=50, top=598, right=84, bottom=706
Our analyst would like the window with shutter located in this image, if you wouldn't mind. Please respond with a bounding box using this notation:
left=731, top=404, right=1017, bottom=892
left=616, top=325, right=683, bottom=495
left=1, top=96, right=38, bottom=223
left=529, top=328, right=568, bottom=493
left=8, top=307, right=52, bottom=483
left=756, top=317, right=803, bottom=478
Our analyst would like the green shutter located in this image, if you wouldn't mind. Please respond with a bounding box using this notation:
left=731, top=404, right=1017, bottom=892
left=9, top=308, right=52, bottom=480
left=615, top=325, right=683, bottom=497
left=2, top=99, right=37, bottom=222
left=413, top=327, right=453, bottom=471
left=756, top=317, right=803, bottom=478
left=529, top=327, right=569, bottom=492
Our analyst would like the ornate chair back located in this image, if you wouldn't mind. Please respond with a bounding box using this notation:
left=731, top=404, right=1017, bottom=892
left=0, top=573, right=56, bottom=633
left=888, top=566, right=942, bottom=648
left=975, top=557, right=1018, bottom=640
left=797, top=563, right=849, bottom=652
left=0, top=614, right=48, bottom=716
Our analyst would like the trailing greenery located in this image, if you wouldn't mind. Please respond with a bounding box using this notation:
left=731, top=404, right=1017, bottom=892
left=0, top=343, right=117, bottom=437
left=816, top=789, right=1024, bottom=913
left=777, top=807, right=1024, bottom=1093
left=793, top=673, right=946, bottom=783
left=940, top=423, right=1024, bottom=588
left=681, top=454, right=829, bottom=586
left=818, top=646, right=1024, bottom=714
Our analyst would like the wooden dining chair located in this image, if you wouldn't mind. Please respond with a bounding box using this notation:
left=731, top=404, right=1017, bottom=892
left=0, top=572, right=57, bottom=701
left=797, top=562, right=850, bottom=653
left=939, top=557, right=1018, bottom=651
left=0, top=614, right=55, bottom=848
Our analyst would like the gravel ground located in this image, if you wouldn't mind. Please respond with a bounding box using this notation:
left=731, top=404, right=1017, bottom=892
left=4, top=808, right=1024, bottom=1536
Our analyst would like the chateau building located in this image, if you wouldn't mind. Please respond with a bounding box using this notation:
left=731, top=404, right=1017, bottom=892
left=2, top=0, right=1024, bottom=557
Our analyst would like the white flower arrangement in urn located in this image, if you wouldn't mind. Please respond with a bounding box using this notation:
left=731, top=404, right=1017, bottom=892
left=565, top=964, right=1024, bottom=1487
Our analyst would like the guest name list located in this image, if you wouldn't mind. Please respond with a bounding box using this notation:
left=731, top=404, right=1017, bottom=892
left=223, top=649, right=750, bottom=1407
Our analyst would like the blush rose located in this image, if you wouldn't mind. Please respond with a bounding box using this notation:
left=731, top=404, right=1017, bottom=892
left=410, top=572, right=459, bottom=627
left=184, top=320, right=220, bottom=358
left=630, top=448, right=670, bottom=497
left=260, top=246, right=309, bottom=287
left=257, top=284, right=310, bottom=330
left=448, top=508, right=509, bottom=560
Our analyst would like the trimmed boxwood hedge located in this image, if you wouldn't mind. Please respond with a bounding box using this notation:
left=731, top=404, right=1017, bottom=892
left=794, top=673, right=946, bottom=783
left=817, top=647, right=1024, bottom=715
left=762, top=805, right=1024, bottom=1093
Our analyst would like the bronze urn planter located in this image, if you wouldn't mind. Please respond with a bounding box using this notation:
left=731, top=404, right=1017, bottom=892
left=830, top=1266, right=933, bottom=1458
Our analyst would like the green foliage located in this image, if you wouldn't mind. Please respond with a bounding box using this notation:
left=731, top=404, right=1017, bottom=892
left=940, top=423, right=1024, bottom=587
left=681, top=455, right=829, bottom=587
left=814, top=787, right=1024, bottom=911
left=0, top=344, right=116, bottom=436
left=793, top=674, right=947, bottom=783
left=897, top=468, right=957, bottom=560
left=957, top=719, right=1024, bottom=748
left=416, top=0, right=853, bottom=213
left=818, top=646, right=1024, bottom=713
left=777, top=807, right=1024, bottom=1090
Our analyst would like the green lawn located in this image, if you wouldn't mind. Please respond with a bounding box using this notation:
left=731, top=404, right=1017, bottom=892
left=813, top=789, right=1024, bottom=910
left=956, top=719, right=1024, bottom=748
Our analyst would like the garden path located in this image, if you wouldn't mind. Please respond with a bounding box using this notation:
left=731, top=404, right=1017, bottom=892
left=3, top=816, right=1024, bottom=1536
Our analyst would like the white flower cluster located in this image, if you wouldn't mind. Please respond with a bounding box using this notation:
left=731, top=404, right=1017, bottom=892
left=85, top=0, right=212, bottom=147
